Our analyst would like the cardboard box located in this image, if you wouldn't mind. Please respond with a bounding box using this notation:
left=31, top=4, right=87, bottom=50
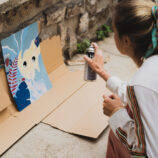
left=0, top=36, right=109, bottom=155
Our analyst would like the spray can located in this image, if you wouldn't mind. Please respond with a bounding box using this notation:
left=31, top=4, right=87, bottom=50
left=84, top=45, right=97, bottom=81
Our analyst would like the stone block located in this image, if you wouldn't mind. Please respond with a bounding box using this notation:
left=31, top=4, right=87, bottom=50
left=40, top=23, right=58, bottom=41
left=58, top=21, right=67, bottom=50
left=96, top=0, right=111, bottom=14
left=86, top=0, right=97, bottom=15
left=0, top=0, right=114, bottom=59
left=78, top=12, right=89, bottom=34
left=67, top=18, right=78, bottom=57
left=84, top=6, right=111, bottom=40
left=64, top=0, right=74, bottom=4
left=89, top=16, right=96, bottom=28
left=37, top=0, right=61, bottom=8
left=66, top=0, right=85, bottom=19
left=46, top=5, right=66, bottom=26
left=68, top=29, right=77, bottom=57
left=0, top=20, right=4, bottom=34
left=0, top=0, right=63, bottom=39
left=39, top=13, right=47, bottom=29
left=58, top=17, right=78, bottom=58
left=0, top=0, right=29, bottom=14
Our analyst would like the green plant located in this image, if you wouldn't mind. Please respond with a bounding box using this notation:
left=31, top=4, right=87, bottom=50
left=96, top=30, right=105, bottom=40
left=96, top=24, right=112, bottom=40
left=77, top=39, right=91, bottom=54
left=103, top=24, right=112, bottom=34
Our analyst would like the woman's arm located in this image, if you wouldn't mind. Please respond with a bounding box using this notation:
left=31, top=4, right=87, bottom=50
left=106, top=86, right=147, bottom=157
left=83, top=43, right=111, bottom=81
left=106, top=76, right=128, bottom=104
left=84, top=43, right=128, bottom=104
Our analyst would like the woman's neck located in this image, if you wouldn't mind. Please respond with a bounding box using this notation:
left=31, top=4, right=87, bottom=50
left=127, top=51, right=143, bottom=67
left=132, top=56, right=143, bottom=67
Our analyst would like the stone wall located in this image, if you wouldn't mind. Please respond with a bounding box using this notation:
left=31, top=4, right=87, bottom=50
left=0, top=0, right=115, bottom=63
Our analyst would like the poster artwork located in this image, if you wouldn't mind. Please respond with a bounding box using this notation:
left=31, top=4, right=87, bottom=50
left=1, top=22, right=52, bottom=111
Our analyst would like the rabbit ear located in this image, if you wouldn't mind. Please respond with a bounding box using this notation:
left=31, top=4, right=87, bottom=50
left=18, top=51, right=23, bottom=66
left=28, top=40, right=40, bottom=57
left=20, top=23, right=38, bottom=52
left=30, top=40, right=36, bottom=51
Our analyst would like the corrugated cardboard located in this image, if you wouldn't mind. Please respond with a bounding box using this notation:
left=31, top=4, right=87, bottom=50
left=43, top=77, right=110, bottom=138
left=0, top=36, right=109, bottom=155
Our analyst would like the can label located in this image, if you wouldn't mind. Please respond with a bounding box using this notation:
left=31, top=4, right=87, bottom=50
left=84, top=45, right=97, bottom=81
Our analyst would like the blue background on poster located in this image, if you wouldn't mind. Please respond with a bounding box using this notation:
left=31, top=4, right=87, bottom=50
left=1, top=22, right=52, bottom=111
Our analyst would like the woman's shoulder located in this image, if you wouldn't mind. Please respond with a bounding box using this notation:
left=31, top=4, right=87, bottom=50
left=129, top=55, right=158, bottom=93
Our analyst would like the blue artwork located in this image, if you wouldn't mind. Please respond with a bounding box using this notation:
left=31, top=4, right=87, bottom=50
left=1, top=22, right=52, bottom=111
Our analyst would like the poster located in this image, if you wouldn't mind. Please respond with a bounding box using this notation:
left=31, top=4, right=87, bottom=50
left=1, top=22, right=52, bottom=111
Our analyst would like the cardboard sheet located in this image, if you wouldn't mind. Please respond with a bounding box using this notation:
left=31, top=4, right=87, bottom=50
left=43, top=77, right=110, bottom=138
left=0, top=68, right=85, bottom=154
left=0, top=35, right=109, bottom=155
left=0, top=36, right=85, bottom=155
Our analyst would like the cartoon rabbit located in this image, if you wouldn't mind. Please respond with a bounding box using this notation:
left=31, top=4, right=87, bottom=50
left=18, top=40, right=40, bottom=80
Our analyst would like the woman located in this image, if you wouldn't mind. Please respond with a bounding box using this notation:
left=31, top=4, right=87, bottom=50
left=84, top=0, right=158, bottom=157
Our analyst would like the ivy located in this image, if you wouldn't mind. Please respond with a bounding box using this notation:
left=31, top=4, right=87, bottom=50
left=96, top=24, right=112, bottom=40
left=77, top=39, right=91, bottom=54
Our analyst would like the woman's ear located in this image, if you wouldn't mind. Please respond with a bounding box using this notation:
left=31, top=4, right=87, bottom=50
left=122, top=35, right=132, bottom=48
left=121, top=35, right=135, bottom=58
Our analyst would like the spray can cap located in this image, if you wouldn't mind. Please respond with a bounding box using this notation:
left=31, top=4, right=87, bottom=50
left=86, top=45, right=95, bottom=53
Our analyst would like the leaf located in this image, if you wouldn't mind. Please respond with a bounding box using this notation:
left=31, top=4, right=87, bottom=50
left=77, top=39, right=91, bottom=53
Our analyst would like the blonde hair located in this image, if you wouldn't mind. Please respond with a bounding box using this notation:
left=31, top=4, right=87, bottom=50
left=114, top=0, right=157, bottom=59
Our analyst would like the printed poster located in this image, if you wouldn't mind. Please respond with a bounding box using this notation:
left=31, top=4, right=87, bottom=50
left=1, top=22, right=52, bottom=111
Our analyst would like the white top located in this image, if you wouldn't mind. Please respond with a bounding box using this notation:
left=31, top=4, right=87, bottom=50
left=106, top=55, right=158, bottom=158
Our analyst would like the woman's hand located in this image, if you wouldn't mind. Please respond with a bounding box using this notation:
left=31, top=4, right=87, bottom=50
left=103, top=94, right=124, bottom=117
left=83, top=43, right=111, bottom=81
